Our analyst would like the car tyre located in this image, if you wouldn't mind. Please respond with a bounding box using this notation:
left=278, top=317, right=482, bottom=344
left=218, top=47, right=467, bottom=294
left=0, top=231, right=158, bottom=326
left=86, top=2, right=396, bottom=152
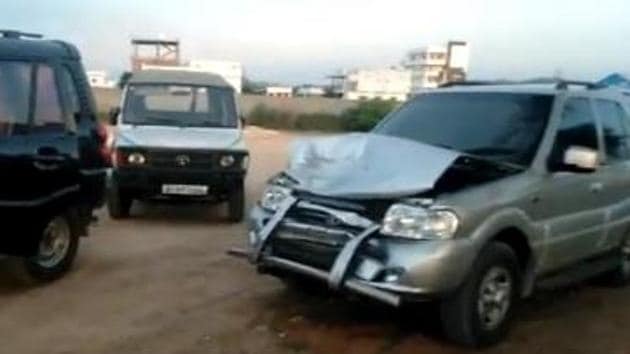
left=107, top=186, right=132, bottom=219
left=439, top=242, right=520, bottom=347
left=21, top=213, right=80, bottom=282
left=227, top=181, right=245, bottom=223
left=603, top=237, right=630, bottom=286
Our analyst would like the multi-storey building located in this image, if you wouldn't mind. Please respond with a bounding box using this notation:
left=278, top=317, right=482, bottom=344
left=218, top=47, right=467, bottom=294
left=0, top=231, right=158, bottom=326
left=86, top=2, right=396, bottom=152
left=404, top=41, right=470, bottom=91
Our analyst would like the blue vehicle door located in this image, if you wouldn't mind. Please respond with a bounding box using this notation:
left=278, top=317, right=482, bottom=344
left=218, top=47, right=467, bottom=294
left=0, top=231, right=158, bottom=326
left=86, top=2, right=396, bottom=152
left=0, top=61, right=80, bottom=256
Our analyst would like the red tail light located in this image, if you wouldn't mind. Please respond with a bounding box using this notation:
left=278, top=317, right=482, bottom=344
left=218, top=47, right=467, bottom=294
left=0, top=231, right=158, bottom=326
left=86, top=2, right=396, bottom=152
left=97, top=122, right=113, bottom=166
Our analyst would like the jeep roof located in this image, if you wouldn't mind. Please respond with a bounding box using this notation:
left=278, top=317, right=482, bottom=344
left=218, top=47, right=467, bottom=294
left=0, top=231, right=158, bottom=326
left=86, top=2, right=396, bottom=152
left=128, top=69, right=232, bottom=89
left=0, top=30, right=81, bottom=60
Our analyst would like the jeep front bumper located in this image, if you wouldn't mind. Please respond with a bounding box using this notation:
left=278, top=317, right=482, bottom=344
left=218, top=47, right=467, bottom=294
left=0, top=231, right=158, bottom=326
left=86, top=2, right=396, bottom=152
left=230, top=197, right=477, bottom=307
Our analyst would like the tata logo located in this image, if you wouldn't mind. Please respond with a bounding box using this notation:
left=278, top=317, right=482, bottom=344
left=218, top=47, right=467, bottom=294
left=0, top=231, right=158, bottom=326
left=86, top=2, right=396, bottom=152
left=175, top=155, right=191, bottom=167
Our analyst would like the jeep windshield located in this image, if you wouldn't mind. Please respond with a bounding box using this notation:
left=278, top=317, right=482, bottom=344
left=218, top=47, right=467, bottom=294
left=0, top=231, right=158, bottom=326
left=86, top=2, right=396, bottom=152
left=122, top=84, right=237, bottom=128
left=374, top=92, right=554, bottom=166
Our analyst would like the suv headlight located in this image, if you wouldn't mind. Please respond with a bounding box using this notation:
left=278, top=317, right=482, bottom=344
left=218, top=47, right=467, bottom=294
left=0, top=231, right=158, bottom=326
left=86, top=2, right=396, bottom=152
left=381, top=204, right=459, bottom=240
left=260, top=185, right=292, bottom=212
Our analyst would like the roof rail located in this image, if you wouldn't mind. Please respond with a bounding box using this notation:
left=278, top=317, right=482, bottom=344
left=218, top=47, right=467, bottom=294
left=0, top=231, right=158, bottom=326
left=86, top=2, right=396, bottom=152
left=554, top=80, right=602, bottom=90
left=438, top=81, right=497, bottom=88
left=0, top=30, right=43, bottom=39
left=440, top=80, right=605, bottom=90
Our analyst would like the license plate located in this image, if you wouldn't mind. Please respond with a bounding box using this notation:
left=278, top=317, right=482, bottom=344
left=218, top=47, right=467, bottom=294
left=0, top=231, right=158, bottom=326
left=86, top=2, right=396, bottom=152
left=161, top=184, right=208, bottom=196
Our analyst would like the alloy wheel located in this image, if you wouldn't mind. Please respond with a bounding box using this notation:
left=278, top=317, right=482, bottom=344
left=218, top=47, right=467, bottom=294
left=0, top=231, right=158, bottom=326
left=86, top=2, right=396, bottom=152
left=477, top=266, right=513, bottom=331
left=35, top=217, right=71, bottom=268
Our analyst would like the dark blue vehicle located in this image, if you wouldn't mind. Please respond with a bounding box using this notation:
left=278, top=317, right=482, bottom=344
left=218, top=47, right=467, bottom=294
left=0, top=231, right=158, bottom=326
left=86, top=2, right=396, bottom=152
left=0, top=30, right=109, bottom=280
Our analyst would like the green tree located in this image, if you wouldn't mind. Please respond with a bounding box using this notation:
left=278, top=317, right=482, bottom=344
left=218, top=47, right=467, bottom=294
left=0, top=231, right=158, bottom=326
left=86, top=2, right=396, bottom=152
left=341, top=99, right=399, bottom=132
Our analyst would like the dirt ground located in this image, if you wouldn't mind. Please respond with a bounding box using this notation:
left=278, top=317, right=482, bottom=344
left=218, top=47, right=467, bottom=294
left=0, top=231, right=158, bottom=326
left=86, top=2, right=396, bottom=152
left=1, top=128, right=629, bottom=354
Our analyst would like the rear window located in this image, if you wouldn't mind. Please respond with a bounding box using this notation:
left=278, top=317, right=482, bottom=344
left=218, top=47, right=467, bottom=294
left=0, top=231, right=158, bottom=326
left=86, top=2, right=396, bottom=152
left=0, top=62, right=32, bottom=136
left=33, top=64, right=65, bottom=130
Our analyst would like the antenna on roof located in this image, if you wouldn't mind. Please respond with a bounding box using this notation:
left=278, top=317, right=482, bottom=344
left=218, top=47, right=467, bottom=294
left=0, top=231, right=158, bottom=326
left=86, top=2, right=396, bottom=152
left=0, top=30, right=43, bottom=39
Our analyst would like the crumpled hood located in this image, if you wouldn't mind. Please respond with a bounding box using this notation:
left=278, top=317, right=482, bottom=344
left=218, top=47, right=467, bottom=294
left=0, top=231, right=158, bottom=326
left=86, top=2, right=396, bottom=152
left=115, top=125, right=244, bottom=150
left=287, top=133, right=461, bottom=199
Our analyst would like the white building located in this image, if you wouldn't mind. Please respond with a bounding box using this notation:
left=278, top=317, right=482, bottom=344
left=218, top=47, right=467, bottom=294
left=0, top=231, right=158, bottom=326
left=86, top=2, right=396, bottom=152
left=404, top=41, right=470, bottom=90
left=187, top=60, right=243, bottom=93
left=86, top=70, right=116, bottom=88
left=265, top=86, right=293, bottom=98
left=342, top=67, right=412, bottom=101
left=141, top=59, right=243, bottom=93
left=295, top=85, right=326, bottom=97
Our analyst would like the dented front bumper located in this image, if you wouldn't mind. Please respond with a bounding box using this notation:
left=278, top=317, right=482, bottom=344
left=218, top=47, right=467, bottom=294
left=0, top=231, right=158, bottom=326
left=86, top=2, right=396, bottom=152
left=231, top=197, right=476, bottom=307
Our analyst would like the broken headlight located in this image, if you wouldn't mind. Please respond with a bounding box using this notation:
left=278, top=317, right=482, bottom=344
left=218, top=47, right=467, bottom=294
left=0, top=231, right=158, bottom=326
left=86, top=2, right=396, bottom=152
left=381, top=204, right=459, bottom=240
left=260, top=185, right=292, bottom=212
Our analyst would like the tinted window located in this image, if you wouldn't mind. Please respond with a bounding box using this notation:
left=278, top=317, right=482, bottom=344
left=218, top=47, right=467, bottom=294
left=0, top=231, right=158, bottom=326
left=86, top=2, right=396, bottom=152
left=60, top=67, right=81, bottom=117
left=0, top=62, right=32, bottom=137
left=595, top=99, right=629, bottom=161
left=549, top=98, right=598, bottom=165
left=123, top=84, right=237, bottom=128
left=33, top=64, right=65, bottom=130
left=374, top=93, right=553, bottom=166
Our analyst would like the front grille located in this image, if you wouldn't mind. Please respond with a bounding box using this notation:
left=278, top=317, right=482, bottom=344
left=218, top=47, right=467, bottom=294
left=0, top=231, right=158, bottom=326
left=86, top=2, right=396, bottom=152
left=271, top=237, right=340, bottom=271
left=148, top=150, right=216, bottom=169
left=269, top=200, right=374, bottom=270
left=294, top=191, right=393, bottom=220
left=285, top=207, right=364, bottom=235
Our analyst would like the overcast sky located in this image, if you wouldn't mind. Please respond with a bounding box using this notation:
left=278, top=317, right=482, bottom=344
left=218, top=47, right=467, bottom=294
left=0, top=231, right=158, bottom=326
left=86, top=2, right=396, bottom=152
left=4, top=0, right=629, bottom=84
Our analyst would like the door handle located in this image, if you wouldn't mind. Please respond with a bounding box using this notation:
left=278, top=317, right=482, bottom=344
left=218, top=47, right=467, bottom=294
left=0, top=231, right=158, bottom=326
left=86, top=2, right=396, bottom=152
left=34, top=154, right=66, bottom=162
left=590, top=182, right=604, bottom=193
left=33, top=160, right=61, bottom=171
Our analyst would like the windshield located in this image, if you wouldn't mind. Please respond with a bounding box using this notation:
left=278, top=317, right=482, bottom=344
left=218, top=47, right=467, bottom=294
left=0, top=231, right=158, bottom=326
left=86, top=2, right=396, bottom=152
left=123, top=84, right=237, bottom=128
left=374, top=92, right=554, bottom=166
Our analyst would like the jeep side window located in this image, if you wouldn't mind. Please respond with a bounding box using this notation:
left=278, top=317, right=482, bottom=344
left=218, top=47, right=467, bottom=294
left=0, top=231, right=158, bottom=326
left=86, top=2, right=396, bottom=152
left=58, top=67, right=80, bottom=131
left=594, top=99, right=630, bottom=161
left=33, top=64, right=65, bottom=131
left=549, top=98, right=599, bottom=167
left=0, top=62, right=31, bottom=137
left=59, top=67, right=81, bottom=117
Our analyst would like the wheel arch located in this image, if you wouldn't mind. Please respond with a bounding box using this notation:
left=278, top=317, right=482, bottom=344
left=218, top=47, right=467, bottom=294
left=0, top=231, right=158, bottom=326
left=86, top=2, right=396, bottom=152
left=468, top=208, right=541, bottom=298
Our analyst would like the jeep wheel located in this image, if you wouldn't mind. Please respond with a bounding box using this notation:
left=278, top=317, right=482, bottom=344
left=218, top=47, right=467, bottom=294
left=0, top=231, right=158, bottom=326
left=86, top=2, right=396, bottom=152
left=107, top=187, right=132, bottom=219
left=440, top=242, right=520, bottom=347
left=23, top=214, right=79, bottom=281
left=604, top=237, right=630, bottom=286
left=227, top=182, right=245, bottom=223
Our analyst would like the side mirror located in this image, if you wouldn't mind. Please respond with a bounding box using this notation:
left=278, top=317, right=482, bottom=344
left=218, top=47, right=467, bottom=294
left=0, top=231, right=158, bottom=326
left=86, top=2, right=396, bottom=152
left=108, top=107, right=121, bottom=126
left=563, top=146, right=599, bottom=172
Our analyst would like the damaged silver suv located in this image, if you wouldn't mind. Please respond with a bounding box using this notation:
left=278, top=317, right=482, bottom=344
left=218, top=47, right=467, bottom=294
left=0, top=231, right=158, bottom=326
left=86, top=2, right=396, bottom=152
left=232, top=81, right=630, bottom=346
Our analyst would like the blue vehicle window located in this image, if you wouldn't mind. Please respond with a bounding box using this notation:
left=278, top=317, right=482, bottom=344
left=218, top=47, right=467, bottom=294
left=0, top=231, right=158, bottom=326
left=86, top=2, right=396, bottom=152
left=0, top=62, right=31, bottom=137
left=33, top=64, right=65, bottom=131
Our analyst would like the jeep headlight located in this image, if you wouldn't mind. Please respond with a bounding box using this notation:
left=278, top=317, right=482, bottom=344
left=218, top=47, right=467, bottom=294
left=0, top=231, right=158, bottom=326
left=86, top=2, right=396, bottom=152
left=260, top=185, right=292, bottom=212
left=381, top=204, right=459, bottom=240
left=127, top=152, right=147, bottom=165
left=220, top=154, right=235, bottom=167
